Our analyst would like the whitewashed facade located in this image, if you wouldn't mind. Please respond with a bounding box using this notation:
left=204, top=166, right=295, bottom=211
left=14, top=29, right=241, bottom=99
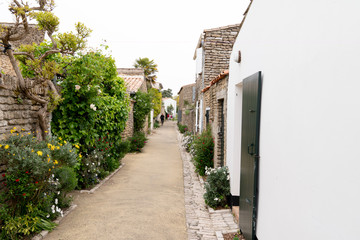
left=226, top=1, right=360, bottom=239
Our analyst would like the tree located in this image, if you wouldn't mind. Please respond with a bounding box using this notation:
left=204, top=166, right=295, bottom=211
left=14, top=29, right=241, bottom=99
left=133, top=57, right=158, bottom=83
left=166, top=104, right=174, bottom=116
left=161, top=88, right=173, bottom=98
left=0, top=0, right=91, bottom=140
left=148, top=88, right=162, bottom=117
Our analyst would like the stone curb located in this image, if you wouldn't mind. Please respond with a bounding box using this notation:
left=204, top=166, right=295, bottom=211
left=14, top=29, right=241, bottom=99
left=177, top=129, right=239, bottom=240
left=79, top=163, right=125, bottom=194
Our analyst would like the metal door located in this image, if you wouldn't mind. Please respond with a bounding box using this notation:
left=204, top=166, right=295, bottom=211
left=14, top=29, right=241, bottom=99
left=239, top=72, right=262, bottom=240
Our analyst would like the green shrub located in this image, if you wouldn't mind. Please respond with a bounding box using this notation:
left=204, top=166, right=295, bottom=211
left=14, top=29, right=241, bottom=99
left=76, top=150, right=102, bottom=189
left=0, top=130, right=78, bottom=237
left=178, top=124, right=188, bottom=133
left=203, top=166, right=230, bottom=209
left=153, top=120, right=160, bottom=129
left=128, top=132, right=147, bottom=152
left=192, top=127, right=214, bottom=176
left=132, top=91, right=152, bottom=132
left=51, top=51, right=129, bottom=180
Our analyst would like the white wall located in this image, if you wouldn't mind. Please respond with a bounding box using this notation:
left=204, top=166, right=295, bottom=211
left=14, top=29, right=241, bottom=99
left=163, top=98, right=177, bottom=118
left=227, top=0, right=360, bottom=239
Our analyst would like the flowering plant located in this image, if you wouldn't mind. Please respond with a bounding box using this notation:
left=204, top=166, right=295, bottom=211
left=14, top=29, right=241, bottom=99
left=0, top=130, right=78, bottom=238
left=128, top=132, right=147, bottom=152
left=203, top=166, right=230, bottom=209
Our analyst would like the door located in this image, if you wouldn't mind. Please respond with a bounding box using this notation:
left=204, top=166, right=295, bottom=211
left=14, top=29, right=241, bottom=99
left=239, top=72, right=262, bottom=240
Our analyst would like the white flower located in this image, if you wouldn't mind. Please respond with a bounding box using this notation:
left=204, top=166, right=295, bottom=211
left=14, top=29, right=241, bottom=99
left=75, top=85, right=81, bottom=91
left=214, top=197, right=219, bottom=201
left=90, top=104, right=97, bottom=111
left=46, top=214, right=50, bottom=218
left=88, top=86, right=90, bottom=90
left=98, top=89, right=101, bottom=94
left=55, top=198, right=58, bottom=205
left=58, top=191, right=60, bottom=195
left=227, top=175, right=230, bottom=180
left=52, top=209, right=55, bottom=213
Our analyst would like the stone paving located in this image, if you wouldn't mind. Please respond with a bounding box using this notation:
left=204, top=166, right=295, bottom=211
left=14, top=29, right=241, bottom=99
left=177, top=131, right=239, bottom=240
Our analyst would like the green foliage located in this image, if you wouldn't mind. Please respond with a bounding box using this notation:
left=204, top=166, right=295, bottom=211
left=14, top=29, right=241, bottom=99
left=148, top=88, right=162, bottom=117
left=0, top=130, right=77, bottom=238
left=133, top=57, right=158, bottom=82
left=153, top=120, right=160, bottom=129
left=166, top=104, right=174, bottom=116
left=34, top=11, right=59, bottom=33
left=51, top=51, right=129, bottom=154
left=178, top=123, right=188, bottom=134
left=128, top=132, right=147, bottom=152
left=161, top=88, right=173, bottom=98
left=192, top=128, right=214, bottom=176
left=132, top=91, right=152, bottom=132
left=76, top=150, right=102, bottom=189
left=203, top=166, right=230, bottom=209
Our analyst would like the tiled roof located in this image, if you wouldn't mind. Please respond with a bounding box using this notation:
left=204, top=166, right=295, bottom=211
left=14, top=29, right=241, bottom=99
left=117, top=68, right=145, bottom=93
left=202, top=70, right=229, bottom=93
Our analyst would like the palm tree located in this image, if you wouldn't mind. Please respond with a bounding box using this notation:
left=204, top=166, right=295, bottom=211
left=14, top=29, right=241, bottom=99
left=133, top=57, right=158, bottom=84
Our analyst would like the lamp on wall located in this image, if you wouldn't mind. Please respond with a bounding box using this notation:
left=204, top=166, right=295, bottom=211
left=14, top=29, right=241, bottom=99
left=234, top=50, right=241, bottom=63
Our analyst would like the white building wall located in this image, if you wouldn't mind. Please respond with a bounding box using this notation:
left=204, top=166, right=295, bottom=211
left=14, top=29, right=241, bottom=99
left=162, top=98, right=177, bottom=118
left=227, top=0, right=360, bottom=239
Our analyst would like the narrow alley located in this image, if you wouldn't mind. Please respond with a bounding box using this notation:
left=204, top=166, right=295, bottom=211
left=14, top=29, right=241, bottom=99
left=44, top=121, right=187, bottom=240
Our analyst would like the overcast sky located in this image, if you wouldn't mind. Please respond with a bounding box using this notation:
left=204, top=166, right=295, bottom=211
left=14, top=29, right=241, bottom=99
left=0, top=0, right=248, bottom=95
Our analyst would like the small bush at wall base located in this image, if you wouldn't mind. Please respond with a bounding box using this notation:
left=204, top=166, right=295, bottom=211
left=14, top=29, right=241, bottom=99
left=128, top=132, right=147, bottom=152
left=178, top=123, right=188, bottom=133
left=192, top=127, right=214, bottom=176
left=154, top=120, right=160, bottom=129
left=203, top=166, right=230, bottom=209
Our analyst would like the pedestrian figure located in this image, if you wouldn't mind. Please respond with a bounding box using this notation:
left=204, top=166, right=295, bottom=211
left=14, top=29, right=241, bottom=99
left=160, top=114, right=165, bottom=125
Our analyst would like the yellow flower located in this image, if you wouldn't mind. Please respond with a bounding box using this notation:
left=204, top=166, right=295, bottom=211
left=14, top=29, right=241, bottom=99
left=21, top=128, right=25, bottom=131
left=64, top=141, right=67, bottom=144
left=75, top=144, right=80, bottom=149
left=47, top=158, right=51, bottom=163
left=51, top=145, right=55, bottom=151
left=45, top=131, right=48, bottom=133
left=54, top=160, right=58, bottom=165
left=49, top=169, right=51, bottom=171
left=16, top=134, right=19, bottom=136
left=56, top=146, right=60, bottom=150
left=31, top=149, right=34, bottom=153
left=4, top=145, right=9, bottom=149
left=10, top=130, right=14, bottom=134
left=58, top=137, right=62, bottom=140
left=13, top=127, right=16, bottom=130
left=60, top=143, right=63, bottom=146
left=79, top=154, right=82, bottom=158
left=13, top=154, right=15, bottom=156
left=0, top=144, right=2, bottom=148
left=69, top=150, right=72, bottom=153
left=37, top=151, right=43, bottom=156
left=47, top=143, right=52, bottom=148
left=28, top=133, right=31, bottom=135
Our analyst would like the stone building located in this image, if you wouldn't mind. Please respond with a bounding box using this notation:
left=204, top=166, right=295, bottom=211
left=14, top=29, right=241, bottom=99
left=177, top=83, right=196, bottom=132
left=117, top=68, right=148, bottom=139
left=193, top=24, right=240, bottom=133
left=202, top=70, right=229, bottom=168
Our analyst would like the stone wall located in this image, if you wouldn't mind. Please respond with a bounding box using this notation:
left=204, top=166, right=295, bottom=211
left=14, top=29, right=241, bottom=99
left=194, top=24, right=240, bottom=134
left=121, top=99, right=134, bottom=140
left=203, top=74, right=229, bottom=168
left=178, top=83, right=196, bottom=132
left=0, top=23, right=46, bottom=186
left=202, top=24, right=240, bottom=87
